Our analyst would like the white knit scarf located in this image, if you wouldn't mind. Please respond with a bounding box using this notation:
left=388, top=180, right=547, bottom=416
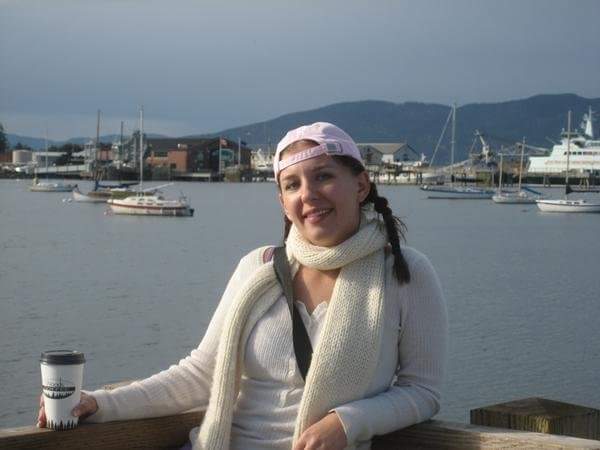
left=195, top=217, right=388, bottom=450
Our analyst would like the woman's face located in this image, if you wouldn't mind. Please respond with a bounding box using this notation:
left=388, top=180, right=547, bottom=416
left=278, top=141, right=370, bottom=247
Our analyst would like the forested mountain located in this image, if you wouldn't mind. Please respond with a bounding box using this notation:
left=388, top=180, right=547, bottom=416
left=199, top=93, right=600, bottom=163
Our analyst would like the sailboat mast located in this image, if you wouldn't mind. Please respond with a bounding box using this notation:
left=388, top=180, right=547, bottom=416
left=218, top=136, right=222, bottom=177
left=565, top=110, right=572, bottom=193
left=139, top=106, right=144, bottom=192
left=450, top=103, right=456, bottom=184
left=518, top=137, right=525, bottom=191
left=498, top=153, right=503, bottom=193
left=44, top=128, right=49, bottom=179
left=96, top=110, right=101, bottom=162
left=120, top=121, right=124, bottom=162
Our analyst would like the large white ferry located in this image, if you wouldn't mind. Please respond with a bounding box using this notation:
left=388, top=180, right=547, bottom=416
left=528, top=107, right=600, bottom=175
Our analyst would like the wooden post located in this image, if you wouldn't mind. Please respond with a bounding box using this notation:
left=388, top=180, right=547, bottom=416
left=471, top=397, right=600, bottom=440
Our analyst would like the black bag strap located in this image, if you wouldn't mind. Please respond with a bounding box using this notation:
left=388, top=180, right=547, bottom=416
left=273, top=246, right=313, bottom=381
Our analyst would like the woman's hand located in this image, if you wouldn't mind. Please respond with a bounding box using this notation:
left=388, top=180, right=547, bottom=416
left=37, top=392, right=99, bottom=428
left=294, top=411, right=347, bottom=450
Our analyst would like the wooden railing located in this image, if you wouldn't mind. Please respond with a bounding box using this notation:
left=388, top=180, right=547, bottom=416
left=3, top=385, right=599, bottom=449
left=3, top=414, right=600, bottom=450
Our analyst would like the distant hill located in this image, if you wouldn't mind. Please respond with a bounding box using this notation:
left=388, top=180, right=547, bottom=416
left=7, top=94, right=599, bottom=162
left=6, top=134, right=60, bottom=150
left=193, top=93, right=600, bottom=163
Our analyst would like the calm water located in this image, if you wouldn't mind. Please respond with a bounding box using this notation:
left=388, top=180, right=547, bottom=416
left=1, top=179, right=599, bottom=428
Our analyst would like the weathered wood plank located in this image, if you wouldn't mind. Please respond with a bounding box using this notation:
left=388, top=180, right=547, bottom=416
left=3, top=418, right=600, bottom=450
left=0, top=411, right=203, bottom=450
left=373, top=420, right=600, bottom=449
left=471, top=397, right=600, bottom=440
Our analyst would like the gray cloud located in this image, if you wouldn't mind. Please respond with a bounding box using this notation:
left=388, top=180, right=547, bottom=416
left=1, top=0, right=599, bottom=139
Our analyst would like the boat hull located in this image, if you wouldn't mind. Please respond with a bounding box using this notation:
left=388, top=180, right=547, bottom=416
left=30, top=183, right=76, bottom=193
left=492, top=194, right=537, bottom=204
left=72, top=189, right=110, bottom=203
left=107, top=200, right=194, bottom=217
left=421, top=186, right=494, bottom=199
left=536, top=199, right=600, bottom=213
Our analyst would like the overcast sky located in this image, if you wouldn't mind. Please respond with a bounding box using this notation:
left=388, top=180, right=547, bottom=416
left=1, top=0, right=599, bottom=140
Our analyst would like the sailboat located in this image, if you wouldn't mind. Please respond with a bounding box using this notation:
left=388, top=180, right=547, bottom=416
left=72, top=181, right=140, bottom=203
left=30, top=130, right=77, bottom=192
left=421, top=104, right=495, bottom=199
left=107, top=107, right=194, bottom=217
left=72, top=111, right=138, bottom=202
left=536, top=111, right=600, bottom=213
left=492, top=140, right=542, bottom=204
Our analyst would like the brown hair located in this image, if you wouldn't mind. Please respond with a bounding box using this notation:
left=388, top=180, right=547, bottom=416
left=279, top=150, right=411, bottom=284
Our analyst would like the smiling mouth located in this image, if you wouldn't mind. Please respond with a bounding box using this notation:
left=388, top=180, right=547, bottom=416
left=303, top=208, right=332, bottom=223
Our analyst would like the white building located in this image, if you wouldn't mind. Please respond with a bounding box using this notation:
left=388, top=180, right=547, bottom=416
left=13, top=150, right=33, bottom=164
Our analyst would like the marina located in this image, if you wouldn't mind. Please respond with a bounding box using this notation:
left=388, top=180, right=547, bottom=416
left=1, top=180, right=599, bottom=433
left=5, top=106, right=600, bottom=195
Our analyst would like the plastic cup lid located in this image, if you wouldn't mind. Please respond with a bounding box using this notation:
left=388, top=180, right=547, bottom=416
left=40, top=350, right=85, bottom=365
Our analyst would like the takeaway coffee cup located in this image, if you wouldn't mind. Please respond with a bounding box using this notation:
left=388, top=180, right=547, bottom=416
left=40, top=350, right=85, bottom=430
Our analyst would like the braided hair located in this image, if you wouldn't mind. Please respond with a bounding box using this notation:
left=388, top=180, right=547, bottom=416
left=281, top=154, right=411, bottom=284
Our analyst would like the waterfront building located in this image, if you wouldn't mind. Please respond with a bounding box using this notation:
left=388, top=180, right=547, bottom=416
left=13, top=150, right=31, bottom=164
left=145, top=137, right=252, bottom=179
left=357, top=142, right=419, bottom=166
left=32, top=151, right=65, bottom=167
left=357, top=142, right=426, bottom=183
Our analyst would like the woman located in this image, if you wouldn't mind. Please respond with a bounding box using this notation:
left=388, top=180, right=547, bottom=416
left=38, top=122, right=447, bottom=450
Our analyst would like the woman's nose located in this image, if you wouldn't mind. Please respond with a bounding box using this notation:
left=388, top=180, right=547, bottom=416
left=300, top=180, right=319, bottom=202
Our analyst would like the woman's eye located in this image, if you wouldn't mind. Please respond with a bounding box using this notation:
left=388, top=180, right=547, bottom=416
left=284, top=181, right=299, bottom=191
left=316, top=172, right=333, bottom=181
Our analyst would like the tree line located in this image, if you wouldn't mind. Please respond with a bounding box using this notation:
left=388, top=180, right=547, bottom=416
left=0, top=123, right=8, bottom=154
left=0, top=123, right=110, bottom=155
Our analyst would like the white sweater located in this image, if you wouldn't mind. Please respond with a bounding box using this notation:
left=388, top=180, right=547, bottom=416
left=87, top=246, right=447, bottom=449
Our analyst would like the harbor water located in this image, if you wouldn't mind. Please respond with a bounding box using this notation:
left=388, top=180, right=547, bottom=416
left=1, top=179, right=599, bottom=428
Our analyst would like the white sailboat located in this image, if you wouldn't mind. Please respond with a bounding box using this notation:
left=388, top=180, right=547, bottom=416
left=30, top=130, right=77, bottom=192
left=421, top=104, right=494, bottom=199
left=30, top=178, right=77, bottom=193
left=536, top=111, right=600, bottom=213
left=107, top=107, right=194, bottom=217
left=492, top=140, right=541, bottom=204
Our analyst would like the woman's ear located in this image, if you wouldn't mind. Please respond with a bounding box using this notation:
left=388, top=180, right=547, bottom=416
left=357, top=172, right=370, bottom=203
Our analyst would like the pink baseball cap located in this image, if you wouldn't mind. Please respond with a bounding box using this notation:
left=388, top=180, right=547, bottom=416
left=273, top=122, right=364, bottom=180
